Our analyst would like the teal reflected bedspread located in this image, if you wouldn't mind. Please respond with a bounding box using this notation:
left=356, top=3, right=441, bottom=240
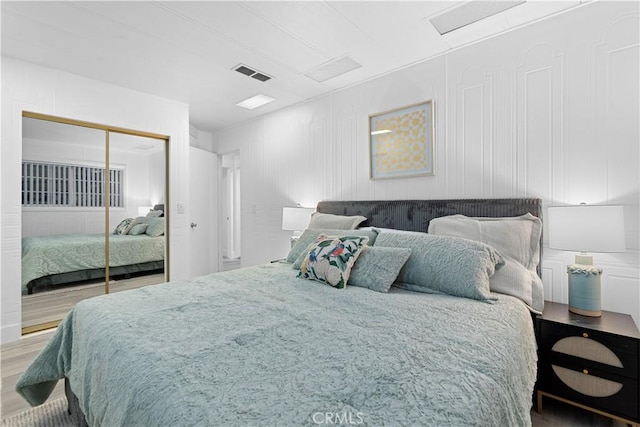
left=17, top=262, right=537, bottom=426
left=22, top=233, right=164, bottom=290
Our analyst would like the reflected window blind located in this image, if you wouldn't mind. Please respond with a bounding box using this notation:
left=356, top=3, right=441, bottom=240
left=22, top=161, right=123, bottom=208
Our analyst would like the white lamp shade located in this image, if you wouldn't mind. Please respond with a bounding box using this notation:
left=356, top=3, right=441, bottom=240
left=138, top=206, right=154, bottom=217
left=282, top=207, right=314, bottom=231
left=548, top=205, right=625, bottom=253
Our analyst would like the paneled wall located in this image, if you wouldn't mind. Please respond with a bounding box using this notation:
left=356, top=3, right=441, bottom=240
left=1, top=58, right=191, bottom=343
left=216, top=2, right=640, bottom=323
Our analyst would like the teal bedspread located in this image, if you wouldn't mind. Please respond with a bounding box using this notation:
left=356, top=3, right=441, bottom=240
left=17, top=262, right=537, bottom=426
left=21, top=233, right=165, bottom=290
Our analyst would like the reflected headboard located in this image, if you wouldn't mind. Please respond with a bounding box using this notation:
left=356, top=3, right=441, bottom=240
left=315, top=198, right=543, bottom=277
left=153, top=204, right=165, bottom=217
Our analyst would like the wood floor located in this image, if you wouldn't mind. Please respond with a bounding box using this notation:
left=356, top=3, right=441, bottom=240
left=3, top=273, right=167, bottom=420
left=1, top=278, right=629, bottom=425
left=1, top=329, right=64, bottom=420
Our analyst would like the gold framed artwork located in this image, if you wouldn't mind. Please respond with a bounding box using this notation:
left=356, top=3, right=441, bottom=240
left=369, top=100, right=434, bottom=179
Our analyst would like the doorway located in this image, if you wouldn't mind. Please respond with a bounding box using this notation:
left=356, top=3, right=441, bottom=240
left=221, top=151, right=241, bottom=271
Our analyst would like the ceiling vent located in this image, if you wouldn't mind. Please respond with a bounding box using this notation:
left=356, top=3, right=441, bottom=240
left=430, top=1, right=526, bottom=35
left=305, top=56, right=362, bottom=83
left=233, top=64, right=272, bottom=82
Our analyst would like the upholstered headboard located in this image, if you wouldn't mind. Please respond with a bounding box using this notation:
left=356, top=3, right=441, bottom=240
left=316, top=198, right=543, bottom=277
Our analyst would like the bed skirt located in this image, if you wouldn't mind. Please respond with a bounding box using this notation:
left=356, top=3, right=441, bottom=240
left=65, top=378, right=88, bottom=427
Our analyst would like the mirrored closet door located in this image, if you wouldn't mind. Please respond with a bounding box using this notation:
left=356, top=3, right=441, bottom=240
left=21, top=113, right=169, bottom=334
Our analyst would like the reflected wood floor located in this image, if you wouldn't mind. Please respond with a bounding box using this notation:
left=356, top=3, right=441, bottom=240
left=22, top=273, right=165, bottom=329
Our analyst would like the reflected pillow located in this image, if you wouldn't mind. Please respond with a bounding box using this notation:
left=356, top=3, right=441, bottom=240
left=146, top=210, right=163, bottom=218
left=287, top=228, right=379, bottom=264
left=129, top=224, right=148, bottom=236
left=428, top=214, right=543, bottom=312
left=297, top=235, right=369, bottom=289
left=349, top=246, right=412, bottom=293
left=134, top=216, right=149, bottom=225
left=307, top=212, right=367, bottom=230
left=375, top=230, right=504, bottom=301
left=145, top=217, right=165, bottom=237
left=114, top=218, right=135, bottom=235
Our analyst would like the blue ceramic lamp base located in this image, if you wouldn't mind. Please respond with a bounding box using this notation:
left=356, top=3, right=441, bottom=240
left=567, top=254, right=603, bottom=317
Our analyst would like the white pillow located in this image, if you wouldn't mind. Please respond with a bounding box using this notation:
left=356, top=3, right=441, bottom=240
left=428, top=213, right=544, bottom=313
left=428, top=213, right=541, bottom=271
left=307, top=212, right=367, bottom=230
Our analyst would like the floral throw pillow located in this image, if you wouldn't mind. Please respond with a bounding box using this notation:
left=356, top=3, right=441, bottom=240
left=114, top=218, right=135, bottom=235
left=297, top=235, right=369, bottom=289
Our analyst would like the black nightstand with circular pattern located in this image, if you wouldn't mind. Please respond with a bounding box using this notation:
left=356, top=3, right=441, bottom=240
left=536, top=301, right=640, bottom=426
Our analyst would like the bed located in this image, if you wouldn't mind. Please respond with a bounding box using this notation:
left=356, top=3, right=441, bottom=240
left=17, top=198, right=543, bottom=426
left=22, top=205, right=166, bottom=295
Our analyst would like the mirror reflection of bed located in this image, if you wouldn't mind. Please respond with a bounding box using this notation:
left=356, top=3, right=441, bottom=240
left=21, top=116, right=168, bottom=332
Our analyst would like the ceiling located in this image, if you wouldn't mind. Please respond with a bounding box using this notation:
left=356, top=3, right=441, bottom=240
left=2, top=1, right=584, bottom=132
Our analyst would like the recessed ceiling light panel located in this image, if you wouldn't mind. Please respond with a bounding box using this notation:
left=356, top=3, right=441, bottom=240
left=236, top=94, right=275, bottom=110
left=305, top=56, right=362, bottom=83
left=430, top=1, right=526, bottom=35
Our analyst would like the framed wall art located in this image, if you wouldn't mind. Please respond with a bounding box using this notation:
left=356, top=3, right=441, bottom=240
left=369, top=100, right=434, bottom=179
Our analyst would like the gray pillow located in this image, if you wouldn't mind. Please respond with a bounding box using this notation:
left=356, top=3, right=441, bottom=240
left=375, top=230, right=504, bottom=301
left=128, top=223, right=148, bottom=236
left=349, top=246, right=412, bottom=293
left=287, top=228, right=379, bottom=264
left=307, top=212, right=367, bottom=230
left=145, top=217, right=165, bottom=237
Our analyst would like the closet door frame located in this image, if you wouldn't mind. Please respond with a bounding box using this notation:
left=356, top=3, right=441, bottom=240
left=21, top=111, right=170, bottom=334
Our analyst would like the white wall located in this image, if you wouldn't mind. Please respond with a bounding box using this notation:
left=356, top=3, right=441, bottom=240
left=1, top=58, right=192, bottom=343
left=216, top=2, right=640, bottom=324
left=189, top=124, right=216, bottom=153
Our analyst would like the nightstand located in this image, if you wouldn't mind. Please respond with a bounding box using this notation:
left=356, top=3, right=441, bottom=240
left=536, top=301, right=640, bottom=426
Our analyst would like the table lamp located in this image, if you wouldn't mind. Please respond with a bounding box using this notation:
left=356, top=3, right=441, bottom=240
left=548, top=204, right=625, bottom=317
left=282, top=205, right=314, bottom=241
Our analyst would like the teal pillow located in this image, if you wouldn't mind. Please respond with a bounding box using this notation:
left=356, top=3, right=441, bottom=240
left=134, top=216, right=149, bottom=225
left=145, top=217, right=165, bottom=237
left=428, top=214, right=544, bottom=313
left=297, top=235, right=369, bottom=289
left=286, top=228, right=379, bottom=264
left=375, top=230, right=504, bottom=301
left=129, top=223, right=148, bottom=236
left=349, top=246, right=412, bottom=293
